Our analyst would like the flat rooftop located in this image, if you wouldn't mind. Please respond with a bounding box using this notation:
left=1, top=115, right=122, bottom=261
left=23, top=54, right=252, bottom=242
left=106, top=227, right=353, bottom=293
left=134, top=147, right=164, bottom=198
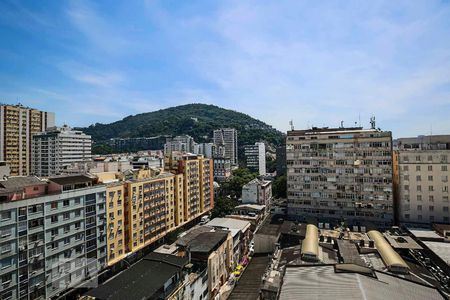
left=228, top=255, right=271, bottom=300
left=85, top=252, right=188, bottom=300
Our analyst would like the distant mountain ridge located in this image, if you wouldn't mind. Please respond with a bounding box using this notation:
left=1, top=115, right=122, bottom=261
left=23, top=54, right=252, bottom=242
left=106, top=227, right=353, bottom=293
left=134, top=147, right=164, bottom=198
left=79, top=103, right=285, bottom=153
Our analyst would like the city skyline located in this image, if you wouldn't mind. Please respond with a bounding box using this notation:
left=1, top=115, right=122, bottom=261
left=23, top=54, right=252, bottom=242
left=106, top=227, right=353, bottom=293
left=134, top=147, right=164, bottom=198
left=0, top=1, right=450, bottom=137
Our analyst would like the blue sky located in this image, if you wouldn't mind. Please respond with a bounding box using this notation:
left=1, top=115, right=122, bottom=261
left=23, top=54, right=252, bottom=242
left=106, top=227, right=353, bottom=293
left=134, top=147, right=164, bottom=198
left=0, top=0, right=449, bottom=137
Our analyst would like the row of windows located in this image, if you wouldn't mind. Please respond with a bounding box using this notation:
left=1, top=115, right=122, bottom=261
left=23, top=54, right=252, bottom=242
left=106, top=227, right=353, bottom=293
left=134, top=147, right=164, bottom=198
left=402, top=165, right=447, bottom=171
left=403, top=185, right=448, bottom=192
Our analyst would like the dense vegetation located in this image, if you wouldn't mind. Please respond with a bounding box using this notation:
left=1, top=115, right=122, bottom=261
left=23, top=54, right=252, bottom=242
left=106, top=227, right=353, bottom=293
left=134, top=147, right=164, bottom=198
left=211, top=168, right=259, bottom=218
left=79, top=104, right=285, bottom=154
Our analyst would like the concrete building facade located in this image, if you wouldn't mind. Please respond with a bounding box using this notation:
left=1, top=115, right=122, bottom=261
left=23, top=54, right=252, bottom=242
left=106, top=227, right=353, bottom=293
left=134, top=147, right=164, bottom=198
left=213, top=128, right=238, bottom=166
left=395, top=135, right=450, bottom=224
left=286, top=127, right=394, bottom=226
left=0, top=104, right=55, bottom=176
left=164, top=135, right=195, bottom=154
left=244, top=142, right=266, bottom=176
left=241, top=178, right=272, bottom=206
left=0, top=175, right=107, bottom=300
left=32, top=126, right=92, bottom=177
left=213, top=157, right=231, bottom=181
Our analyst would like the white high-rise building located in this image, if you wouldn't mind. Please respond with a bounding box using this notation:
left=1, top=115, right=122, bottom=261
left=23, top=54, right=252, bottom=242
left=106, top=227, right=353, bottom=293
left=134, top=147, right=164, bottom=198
left=244, top=142, right=266, bottom=175
left=213, top=128, right=238, bottom=166
left=32, top=125, right=92, bottom=176
left=164, top=135, right=195, bottom=154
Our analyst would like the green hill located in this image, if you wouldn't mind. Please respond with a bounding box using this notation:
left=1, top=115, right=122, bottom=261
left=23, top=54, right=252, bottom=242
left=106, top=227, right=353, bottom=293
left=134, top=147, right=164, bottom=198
left=79, top=103, right=285, bottom=154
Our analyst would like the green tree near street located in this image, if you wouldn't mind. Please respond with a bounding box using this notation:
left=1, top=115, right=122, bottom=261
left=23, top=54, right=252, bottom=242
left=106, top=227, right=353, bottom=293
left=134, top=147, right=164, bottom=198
left=212, top=168, right=258, bottom=218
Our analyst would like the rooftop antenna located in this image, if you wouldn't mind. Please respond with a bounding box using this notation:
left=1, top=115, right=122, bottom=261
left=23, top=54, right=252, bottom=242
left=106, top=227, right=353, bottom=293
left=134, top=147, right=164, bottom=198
left=340, top=120, right=344, bottom=128
left=289, top=120, right=294, bottom=131
left=358, top=113, right=361, bottom=127
left=370, top=116, right=376, bottom=129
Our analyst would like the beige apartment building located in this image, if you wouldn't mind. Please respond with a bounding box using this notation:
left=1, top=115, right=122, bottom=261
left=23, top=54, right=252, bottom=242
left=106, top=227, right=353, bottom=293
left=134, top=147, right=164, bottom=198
left=287, top=126, right=394, bottom=226
left=96, top=162, right=213, bottom=266
left=0, top=104, right=55, bottom=175
left=395, top=135, right=450, bottom=224
left=165, top=152, right=214, bottom=223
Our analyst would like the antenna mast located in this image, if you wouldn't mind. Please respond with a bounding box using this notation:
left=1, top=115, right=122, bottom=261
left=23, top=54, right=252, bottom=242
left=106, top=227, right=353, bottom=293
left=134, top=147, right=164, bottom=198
left=289, top=120, right=294, bottom=131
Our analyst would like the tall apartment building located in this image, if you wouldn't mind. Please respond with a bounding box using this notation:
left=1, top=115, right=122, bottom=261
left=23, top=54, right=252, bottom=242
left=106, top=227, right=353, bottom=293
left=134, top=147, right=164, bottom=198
left=244, top=142, right=266, bottom=175
left=96, top=163, right=213, bottom=267
left=286, top=127, right=394, bottom=226
left=213, top=128, right=238, bottom=166
left=165, top=152, right=214, bottom=222
left=164, top=135, right=195, bottom=154
left=32, top=125, right=92, bottom=177
left=394, top=135, right=450, bottom=224
left=0, top=104, right=55, bottom=176
left=0, top=175, right=107, bottom=300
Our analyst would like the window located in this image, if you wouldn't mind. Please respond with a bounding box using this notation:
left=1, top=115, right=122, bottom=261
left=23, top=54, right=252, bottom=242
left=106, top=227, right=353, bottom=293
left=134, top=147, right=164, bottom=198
left=1, top=211, right=11, bottom=220
left=416, top=156, right=421, bottom=161
left=428, top=165, right=433, bottom=171
left=75, top=198, right=81, bottom=205
left=417, top=205, right=422, bottom=211
left=51, top=228, right=58, bottom=236
left=417, top=195, right=422, bottom=201
left=416, top=175, right=421, bottom=181
left=51, top=202, right=58, bottom=209
left=429, top=186, right=434, bottom=191
left=428, top=175, right=433, bottom=181
left=64, top=237, right=70, bottom=245
left=444, top=196, right=449, bottom=202
left=403, top=175, right=409, bottom=181
left=404, top=214, right=410, bottom=219
left=404, top=185, right=409, bottom=191
left=51, top=215, right=58, bottom=223
left=443, top=176, right=448, bottom=183
left=417, top=185, right=421, bottom=192
left=64, top=225, right=70, bottom=233
left=443, top=186, right=449, bottom=192
left=418, top=215, right=422, bottom=220
left=75, top=222, right=81, bottom=230
left=1, top=243, right=11, bottom=254
left=429, top=206, right=434, bottom=212
left=416, top=166, right=421, bottom=171
left=442, top=165, right=448, bottom=172
left=63, top=200, right=70, bottom=207
left=429, top=195, right=434, bottom=202
left=444, top=207, right=449, bottom=212
left=75, top=210, right=81, bottom=217
left=75, top=233, right=82, bottom=241
left=403, top=166, right=409, bottom=171
left=427, top=155, right=433, bottom=161
left=63, top=212, right=70, bottom=220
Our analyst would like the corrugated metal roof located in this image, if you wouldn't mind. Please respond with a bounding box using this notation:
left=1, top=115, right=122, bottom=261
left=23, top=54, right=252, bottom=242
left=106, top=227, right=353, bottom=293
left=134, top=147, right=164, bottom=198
left=279, top=265, right=445, bottom=300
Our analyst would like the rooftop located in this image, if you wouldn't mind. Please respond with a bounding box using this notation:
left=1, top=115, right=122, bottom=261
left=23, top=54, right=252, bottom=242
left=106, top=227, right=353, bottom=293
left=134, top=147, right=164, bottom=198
left=234, top=204, right=266, bottom=211
left=85, top=253, right=188, bottom=300
left=0, top=176, right=46, bottom=191
left=228, top=255, right=271, bottom=300
left=206, top=218, right=251, bottom=234
left=279, top=264, right=445, bottom=300
left=188, top=231, right=230, bottom=254
left=49, top=174, right=97, bottom=186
